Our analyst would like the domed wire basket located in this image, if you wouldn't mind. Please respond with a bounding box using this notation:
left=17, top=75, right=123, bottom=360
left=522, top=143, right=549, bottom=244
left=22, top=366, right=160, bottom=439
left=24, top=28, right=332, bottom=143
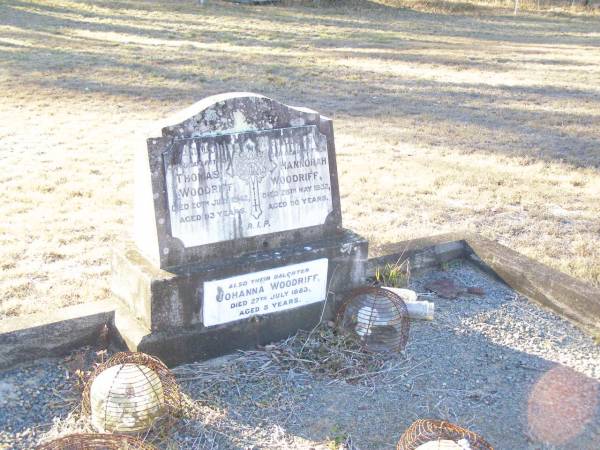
left=36, top=433, right=158, bottom=449
left=81, top=352, right=181, bottom=434
left=397, top=419, right=494, bottom=450
left=337, top=287, right=410, bottom=353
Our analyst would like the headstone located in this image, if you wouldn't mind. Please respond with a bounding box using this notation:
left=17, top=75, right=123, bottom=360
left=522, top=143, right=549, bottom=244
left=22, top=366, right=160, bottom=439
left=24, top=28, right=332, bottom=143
left=112, top=93, right=367, bottom=366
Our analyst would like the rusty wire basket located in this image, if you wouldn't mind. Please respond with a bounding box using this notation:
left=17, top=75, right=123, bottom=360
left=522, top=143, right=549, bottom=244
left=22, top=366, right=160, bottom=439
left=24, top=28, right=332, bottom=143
left=81, top=352, right=181, bottom=434
left=37, top=433, right=158, bottom=449
left=397, top=419, right=494, bottom=450
left=337, top=287, right=410, bottom=353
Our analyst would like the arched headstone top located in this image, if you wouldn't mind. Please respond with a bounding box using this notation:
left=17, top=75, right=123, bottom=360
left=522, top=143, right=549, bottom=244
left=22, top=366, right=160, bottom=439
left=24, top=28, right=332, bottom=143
left=152, top=93, right=323, bottom=140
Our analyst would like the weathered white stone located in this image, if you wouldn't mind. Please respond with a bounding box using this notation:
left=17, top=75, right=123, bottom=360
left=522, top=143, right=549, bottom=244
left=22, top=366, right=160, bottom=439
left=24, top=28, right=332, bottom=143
left=90, top=363, right=165, bottom=433
left=381, top=287, right=435, bottom=320
left=416, top=440, right=472, bottom=450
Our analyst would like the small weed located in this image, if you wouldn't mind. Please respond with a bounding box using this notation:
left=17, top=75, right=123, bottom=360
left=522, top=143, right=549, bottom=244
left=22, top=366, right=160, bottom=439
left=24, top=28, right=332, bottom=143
left=374, top=259, right=409, bottom=288
left=327, top=424, right=349, bottom=450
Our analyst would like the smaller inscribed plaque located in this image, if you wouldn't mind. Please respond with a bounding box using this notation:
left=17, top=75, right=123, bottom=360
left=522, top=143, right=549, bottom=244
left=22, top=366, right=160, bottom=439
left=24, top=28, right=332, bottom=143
left=203, top=259, right=329, bottom=327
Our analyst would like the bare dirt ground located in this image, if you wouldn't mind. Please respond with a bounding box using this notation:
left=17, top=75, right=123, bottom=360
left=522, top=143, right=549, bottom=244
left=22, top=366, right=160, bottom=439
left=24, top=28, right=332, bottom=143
left=1, top=1, right=599, bottom=318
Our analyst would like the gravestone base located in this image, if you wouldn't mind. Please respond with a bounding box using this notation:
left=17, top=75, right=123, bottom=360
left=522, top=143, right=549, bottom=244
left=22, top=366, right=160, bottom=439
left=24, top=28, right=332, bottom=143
left=111, top=230, right=367, bottom=366
left=112, top=299, right=329, bottom=367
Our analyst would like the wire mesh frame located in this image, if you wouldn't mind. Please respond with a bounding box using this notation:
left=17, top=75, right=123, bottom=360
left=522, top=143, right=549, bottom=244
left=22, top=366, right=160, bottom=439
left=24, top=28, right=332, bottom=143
left=36, top=433, right=158, bottom=450
left=397, top=419, right=494, bottom=450
left=81, top=352, right=181, bottom=433
left=336, top=287, right=410, bottom=353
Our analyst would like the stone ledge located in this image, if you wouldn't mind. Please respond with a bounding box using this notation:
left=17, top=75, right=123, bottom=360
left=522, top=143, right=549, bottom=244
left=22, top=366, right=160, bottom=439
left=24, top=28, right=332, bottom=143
left=366, top=232, right=467, bottom=276
left=0, top=301, right=114, bottom=370
left=463, top=232, right=600, bottom=336
left=370, top=232, right=600, bottom=336
left=112, top=300, right=328, bottom=367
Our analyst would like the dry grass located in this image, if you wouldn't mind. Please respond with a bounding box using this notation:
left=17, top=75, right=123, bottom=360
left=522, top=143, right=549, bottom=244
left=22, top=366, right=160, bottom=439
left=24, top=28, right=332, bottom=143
left=0, top=0, right=599, bottom=318
left=376, top=0, right=600, bottom=15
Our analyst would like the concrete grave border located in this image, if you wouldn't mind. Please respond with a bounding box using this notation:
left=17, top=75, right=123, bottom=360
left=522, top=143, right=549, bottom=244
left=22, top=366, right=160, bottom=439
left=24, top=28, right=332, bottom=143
left=2, top=232, right=599, bottom=369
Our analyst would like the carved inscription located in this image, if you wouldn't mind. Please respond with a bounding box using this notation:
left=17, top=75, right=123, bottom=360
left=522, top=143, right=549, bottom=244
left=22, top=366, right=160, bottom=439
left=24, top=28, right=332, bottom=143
left=163, top=126, right=333, bottom=247
left=203, top=258, right=329, bottom=327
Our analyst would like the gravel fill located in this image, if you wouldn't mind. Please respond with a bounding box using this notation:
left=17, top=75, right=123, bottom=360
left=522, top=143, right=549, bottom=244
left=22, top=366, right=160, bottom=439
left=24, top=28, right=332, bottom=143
left=0, top=359, right=74, bottom=449
left=1, top=259, right=599, bottom=449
